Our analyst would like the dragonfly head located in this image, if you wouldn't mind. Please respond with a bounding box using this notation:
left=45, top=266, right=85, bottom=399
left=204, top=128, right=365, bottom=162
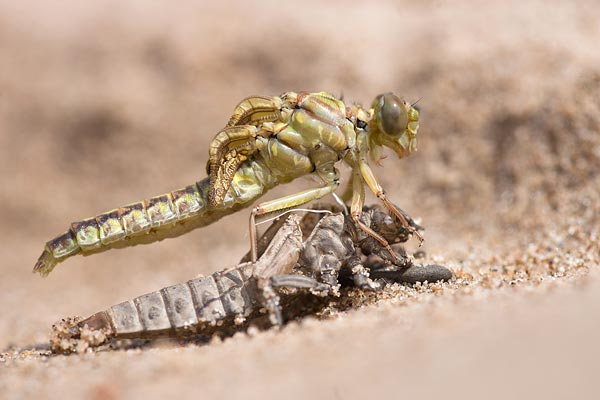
left=368, top=93, right=419, bottom=161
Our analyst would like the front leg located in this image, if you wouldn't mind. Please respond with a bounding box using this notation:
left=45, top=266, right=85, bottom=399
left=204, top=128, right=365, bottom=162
left=349, top=167, right=406, bottom=265
left=355, top=132, right=424, bottom=244
left=358, top=160, right=424, bottom=244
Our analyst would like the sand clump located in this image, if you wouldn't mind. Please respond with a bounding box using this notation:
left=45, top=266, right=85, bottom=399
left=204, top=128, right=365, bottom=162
left=49, top=317, right=110, bottom=355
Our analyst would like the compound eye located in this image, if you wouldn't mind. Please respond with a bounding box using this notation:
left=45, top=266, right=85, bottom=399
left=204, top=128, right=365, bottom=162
left=377, top=93, right=409, bottom=136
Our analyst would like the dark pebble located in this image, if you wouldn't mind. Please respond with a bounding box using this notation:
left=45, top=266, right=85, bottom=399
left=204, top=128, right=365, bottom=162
left=370, top=264, right=453, bottom=284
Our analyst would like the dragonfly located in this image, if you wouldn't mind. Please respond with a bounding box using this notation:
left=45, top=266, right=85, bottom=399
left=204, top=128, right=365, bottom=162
left=34, top=91, right=421, bottom=276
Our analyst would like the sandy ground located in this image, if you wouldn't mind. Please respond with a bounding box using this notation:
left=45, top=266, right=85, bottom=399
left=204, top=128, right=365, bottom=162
left=1, top=0, right=599, bottom=399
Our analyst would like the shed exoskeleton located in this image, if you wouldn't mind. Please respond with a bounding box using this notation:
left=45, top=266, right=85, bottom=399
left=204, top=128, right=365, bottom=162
left=63, top=205, right=450, bottom=349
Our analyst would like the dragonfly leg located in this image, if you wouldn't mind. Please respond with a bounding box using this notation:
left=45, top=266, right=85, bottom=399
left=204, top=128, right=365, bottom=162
left=349, top=168, right=407, bottom=265
left=249, top=182, right=340, bottom=262
left=357, top=156, right=424, bottom=245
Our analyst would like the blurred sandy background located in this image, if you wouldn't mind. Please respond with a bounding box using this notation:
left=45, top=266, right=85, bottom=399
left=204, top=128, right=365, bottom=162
left=1, top=0, right=599, bottom=398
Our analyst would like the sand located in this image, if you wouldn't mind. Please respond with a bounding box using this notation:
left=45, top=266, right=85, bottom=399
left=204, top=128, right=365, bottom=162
left=1, top=0, right=599, bottom=399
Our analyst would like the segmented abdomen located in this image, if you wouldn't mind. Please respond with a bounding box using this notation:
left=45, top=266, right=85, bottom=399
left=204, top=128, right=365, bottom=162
left=80, top=263, right=259, bottom=339
left=34, top=177, right=254, bottom=276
